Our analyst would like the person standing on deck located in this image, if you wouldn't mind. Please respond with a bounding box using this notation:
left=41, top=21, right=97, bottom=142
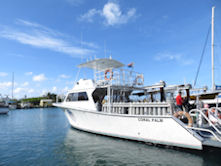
left=176, top=91, right=183, bottom=111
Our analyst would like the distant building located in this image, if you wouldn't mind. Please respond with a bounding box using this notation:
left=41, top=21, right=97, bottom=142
left=40, top=99, right=53, bottom=107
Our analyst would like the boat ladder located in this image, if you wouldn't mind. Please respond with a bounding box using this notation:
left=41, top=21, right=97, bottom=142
left=187, top=108, right=221, bottom=147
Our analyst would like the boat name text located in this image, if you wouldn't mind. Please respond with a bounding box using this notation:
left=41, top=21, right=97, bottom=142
left=138, top=118, right=163, bottom=122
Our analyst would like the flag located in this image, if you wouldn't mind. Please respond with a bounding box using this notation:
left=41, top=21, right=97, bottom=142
left=127, top=62, right=134, bottom=68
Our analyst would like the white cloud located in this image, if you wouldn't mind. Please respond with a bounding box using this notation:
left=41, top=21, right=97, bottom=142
left=0, top=82, right=12, bottom=89
left=28, top=89, right=34, bottom=93
left=65, top=80, right=74, bottom=85
left=22, top=82, right=29, bottom=87
left=79, top=9, right=100, bottom=22
left=79, top=2, right=136, bottom=26
left=66, top=0, right=84, bottom=6
left=81, top=40, right=99, bottom=49
left=33, top=74, right=47, bottom=82
left=41, top=89, right=48, bottom=96
left=0, top=19, right=95, bottom=58
left=162, top=15, right=169, bottom=20
left=59, top=74, right=70, bottom=79
left=10, top=53, right=25, bottom=58
left=51, top=86, right=58, bottom=93
left=14, top=87, right=23, bottom=94
left=102, top=2, right=136, bottom=26
left=155, top=53, right=182, bottom=61
left=17, top=19, right=44, bottom=29
left=13, top=87, right=35, bottom=96
left=52, top=86, right=57, bottom=92
left=25, top=72, right=33, bottom=76
left=154, top=52, right=194, bottom=66
left=0, top=30, right=91, bottom=57
left=62, top=86, right=69, bottom=93
left=0, top=72, right=8, bottom=77
left=16, top=19, right=64, bottom=36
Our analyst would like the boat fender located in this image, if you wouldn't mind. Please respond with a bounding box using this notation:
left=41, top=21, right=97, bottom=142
left=173, top=111, right=193, bottom=127
left=105, top=69, right=113, bottom=80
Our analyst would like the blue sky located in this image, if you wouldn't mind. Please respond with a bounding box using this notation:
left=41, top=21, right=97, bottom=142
left=0, top=0, right=221, bottom=98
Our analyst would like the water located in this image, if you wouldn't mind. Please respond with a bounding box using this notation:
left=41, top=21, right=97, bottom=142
left=0, top=108, right=221, bottom=166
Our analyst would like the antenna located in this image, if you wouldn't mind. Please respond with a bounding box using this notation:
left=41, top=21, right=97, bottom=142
left=81, top=32, right=83, bottom=62
left=104, top=40, right=106, bottom=58
left=211, top=6, right=215, bottom=91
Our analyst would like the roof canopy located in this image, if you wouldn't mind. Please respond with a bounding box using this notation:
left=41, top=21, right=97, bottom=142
left=78, top=58, right=124, bottom=71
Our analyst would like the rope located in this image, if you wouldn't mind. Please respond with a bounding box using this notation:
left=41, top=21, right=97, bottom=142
left=194, top=25, right=211, bottom=87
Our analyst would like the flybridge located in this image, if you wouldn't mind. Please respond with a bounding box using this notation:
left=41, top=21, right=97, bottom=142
left=78, top=58, right=144, bottom=87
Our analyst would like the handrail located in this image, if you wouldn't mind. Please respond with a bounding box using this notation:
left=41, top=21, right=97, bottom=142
left=186, top=126, right=221, bottom=142
left=102, top=102, right=171, bottom=116
left=189, top=109, right=221, bottom=135
left=208, top=107, right=221, bottom=125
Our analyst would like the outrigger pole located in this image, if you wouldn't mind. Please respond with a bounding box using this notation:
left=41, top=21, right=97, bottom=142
left=211, top=6, right=215, bottom=91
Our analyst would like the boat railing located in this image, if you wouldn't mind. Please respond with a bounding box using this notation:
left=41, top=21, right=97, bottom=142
left=208, top=107, right=221, bottom=126
left=102, top=102, right=172, bottom=116
left=189, top=108, right=221, bottom=135
left=95, top=68, right=144, bottom=87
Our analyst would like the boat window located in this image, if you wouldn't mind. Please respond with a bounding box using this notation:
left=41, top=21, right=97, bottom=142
left=78, top=92, right=88, bottom=101
left=66, top=92, right=88, bottom=102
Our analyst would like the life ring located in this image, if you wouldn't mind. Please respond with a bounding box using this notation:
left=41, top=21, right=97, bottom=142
left=102, top=99, right=106, bottom=104
left=105, top=69, right=113, bottom=80
left=135, top=75, right=144, bottom=85
left=173, top=111, right=193, bottom=127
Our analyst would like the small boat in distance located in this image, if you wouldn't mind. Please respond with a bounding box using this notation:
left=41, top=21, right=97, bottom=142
left=54, top=57, right=221, bottom=150
left=8, top=101, right=17, bottom=110
left=0, top=109, right=9, bottom=114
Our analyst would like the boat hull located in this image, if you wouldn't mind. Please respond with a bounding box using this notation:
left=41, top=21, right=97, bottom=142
left=0, top=110, right=9, bottom=114
left=63, top=108, right=203, bottom=150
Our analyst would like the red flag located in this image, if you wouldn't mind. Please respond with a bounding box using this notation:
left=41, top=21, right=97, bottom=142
left=127, top=62, right=134, bottom=68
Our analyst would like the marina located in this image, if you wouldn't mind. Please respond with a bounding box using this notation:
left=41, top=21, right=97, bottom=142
left=0, top=108, right=221, bottom=166
left=1, top=1, right=221, bottom=165
left=52, top=6, right=221, bottom=151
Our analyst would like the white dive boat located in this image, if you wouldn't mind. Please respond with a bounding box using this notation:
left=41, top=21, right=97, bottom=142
left=54, top=58, right=221, bottom=150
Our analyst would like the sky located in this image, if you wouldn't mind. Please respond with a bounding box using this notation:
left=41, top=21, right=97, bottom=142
left=0, top=0, right=221, bottom=99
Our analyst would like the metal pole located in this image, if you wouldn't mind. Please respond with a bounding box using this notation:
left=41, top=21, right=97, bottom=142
left=108, top=85, right=111, bottom=113
left=12, top=72, right=14, bottom=99
left=211, top=6, right=215, bottom=91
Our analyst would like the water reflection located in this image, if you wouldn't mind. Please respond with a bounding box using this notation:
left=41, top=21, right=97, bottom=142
left=57, top=128, right=221, bottom=166
left=1, top=108, right=221, bottom=166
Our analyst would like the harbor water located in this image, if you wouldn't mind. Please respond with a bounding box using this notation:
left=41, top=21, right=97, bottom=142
left=0, top=108, right=221, bottom=166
